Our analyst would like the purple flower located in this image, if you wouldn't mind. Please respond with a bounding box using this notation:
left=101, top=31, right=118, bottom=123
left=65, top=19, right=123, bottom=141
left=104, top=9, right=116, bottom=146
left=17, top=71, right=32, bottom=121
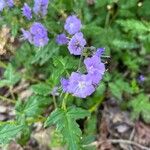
left=51, top=87, right=59, bottom=96
left=30, top=22, right=47, bottom=37
left=33, top=0, right=49, bottom=17
left=6, top=0, right=14, bottom=7
left=21, top=22, right=49, bottom=47
left=56, top=33, right=68, bottom=45
left=33, top=35, right=49, bottom=47
left=84, top=55, right=105, bottom=84
left=22, top=3, right=32, bottom=20
left=64, top=15, right=82, bottom=35
left=64, top=72, right=95, bottom=98
left=61, top=78, right=69, bottom=92
left=68, top=32, right=86, bottom=55
left=0, top=0, right=6, bottom=12
left=95, top=48, right=105, bottom=57
left=21, top=29, right=33, bottom=43
left=138, top=75, right=145, bottom=83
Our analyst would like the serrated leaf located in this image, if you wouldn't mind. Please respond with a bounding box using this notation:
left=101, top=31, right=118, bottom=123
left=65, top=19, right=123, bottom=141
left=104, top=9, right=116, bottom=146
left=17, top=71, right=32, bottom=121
left=0, top=124, right=23, bottom=145
left=45, top=107, right=90, bottom=150
left=14, top=42, right=34, bottom=68
left=117, top=19, right=149, bottom=34
left=23, top=96, right=43, bottom=117
left=67, top=107, right=90, bottom=120
left=0, top=64, right=20, bottom=88
left=16, top=95, right=52, bottom=118
left=31, top=83, right=51, bottom=96
left=32, top=41, right=59, bottom=65
left=109, top=82, right=122, bottom=100
left=112, top=39, right=139, bottom=49
left=44, top=109, right=64, bottom=127
left=129, top=94, right=150, bottom=123
left=17, top=125, right=31, bottom=146
left=53, top=56, right=78, bottom=70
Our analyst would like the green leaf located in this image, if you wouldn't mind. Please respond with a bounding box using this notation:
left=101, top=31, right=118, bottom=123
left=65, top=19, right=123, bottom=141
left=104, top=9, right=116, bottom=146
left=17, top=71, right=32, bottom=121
left=117, top=19, right=149, bottom=35
left=109, top=79, right=133, bottom=100
left=129, top=94, right=150, bottom=123
left=22, top=96, right=43, bottom=118
left=16, top=95, right=52, bottom=118
left=112, top=39, right=139, bottom=49
left=45, top=107, right=90, bottom=150
left=109, top=82, right=122, bottom=100
left=44, top=108, right=64, bottom=127
left=13, top=42, right=34, bottom=68
left=53, top=56, right=78, bottom=70
left=17, top=125, right=31, bottom=146
left=0, top=64, right=20, bottom=88
left=50, top=56, right=78, bottom=85
left=32, top=41, right=59, bottom=65
left=67, top=107, right=90, bottom=120
left=0, top=124, right=23, bottom=145
left=50, top=130, right=64, bottom=147
left=31, top=83, right=51, bottom=96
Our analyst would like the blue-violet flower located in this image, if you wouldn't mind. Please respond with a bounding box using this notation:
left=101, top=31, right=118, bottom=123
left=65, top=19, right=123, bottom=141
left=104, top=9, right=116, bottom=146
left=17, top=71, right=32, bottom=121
left=95, top=48, right=105, bottom=57
left=33, top=0, right=49, bottom=17
left=68, top=32, right=86, bottom=55
left=6, top=0, right=14, bottom=7
left=56, top=33, right=68, bottom=45
left=62, top=72, right=95, bottom=98
left=84, top=55, right=105, bottom=84
left=61, top=78, right=69, bottom=92
left=0, top=0, right=6, bottom=12
left=64, top=15, right=82, bottom=35
left=22, top=3, right=32, bottom=20
left=22, top=22, right=49, bottom=47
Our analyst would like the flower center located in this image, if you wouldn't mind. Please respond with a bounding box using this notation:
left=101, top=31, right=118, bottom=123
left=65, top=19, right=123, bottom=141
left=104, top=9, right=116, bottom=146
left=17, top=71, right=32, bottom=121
left=78, top=81, right=86, bottom=89
left=70, top=23, right=74, bottom=29
left=89, top=66, right=95, bottom=74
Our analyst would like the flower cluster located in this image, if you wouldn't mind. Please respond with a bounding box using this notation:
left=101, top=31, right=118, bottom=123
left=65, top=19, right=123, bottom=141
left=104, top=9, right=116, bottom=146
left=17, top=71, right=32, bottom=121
left=61, top=54, right=105, bottom=98
left=22, top=22, right=49, bottom=47
left=22, top=3, right=32, bottom=20
left=56, top=15, right=86, bottom=55
left=0, top=0, right=14, bottom=12
left=6, top=0, right=14, bottom=8
left=60, top=15, right=106, bottom=98
left=22, top=0, right=49, bottom=20
left=61, top=73, right=95, bottom=98
left=33, top=0, right=49, bottom=17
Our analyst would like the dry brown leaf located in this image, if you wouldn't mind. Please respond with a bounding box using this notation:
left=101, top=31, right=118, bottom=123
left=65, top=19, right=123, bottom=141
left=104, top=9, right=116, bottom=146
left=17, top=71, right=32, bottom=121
left=133, top=122, right=150, bottom=149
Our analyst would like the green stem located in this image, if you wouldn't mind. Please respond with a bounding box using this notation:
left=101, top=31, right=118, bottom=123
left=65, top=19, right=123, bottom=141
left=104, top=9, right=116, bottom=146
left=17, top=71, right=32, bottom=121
left=89, top=96, right=104, bottom=113
left=77, top=53, right=84, bottom=71
left=62, top=93, right=69, bottom=110
left=26, top=116, right=46, bottom=125
left=52, top=94, right=57, bottom=108
left=0, top=120, right=16, bottom=125
left=105, top=12, right=111, bottom=28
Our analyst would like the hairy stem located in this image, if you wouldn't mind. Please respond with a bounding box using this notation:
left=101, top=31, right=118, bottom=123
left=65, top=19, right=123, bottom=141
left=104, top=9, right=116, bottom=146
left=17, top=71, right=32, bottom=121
left=62, top=93, right=69, bottom=110
left=52, top=94, right=57, bottom=108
